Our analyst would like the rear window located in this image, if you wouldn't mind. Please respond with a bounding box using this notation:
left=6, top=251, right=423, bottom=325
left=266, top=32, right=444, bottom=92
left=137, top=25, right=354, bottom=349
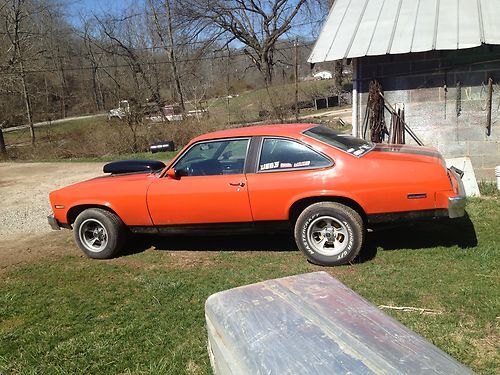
left=304, top=125, right=374, bottom=157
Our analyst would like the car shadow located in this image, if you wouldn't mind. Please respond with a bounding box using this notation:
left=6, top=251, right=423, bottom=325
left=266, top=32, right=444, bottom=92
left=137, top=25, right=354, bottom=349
left=358, top=214, right=478, bottom=263
left=120, top=231, right=298, bottom=256
left=120, top=214, right=478, bottom=263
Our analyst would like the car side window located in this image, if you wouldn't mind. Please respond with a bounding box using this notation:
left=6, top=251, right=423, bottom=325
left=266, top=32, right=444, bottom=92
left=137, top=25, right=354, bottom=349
left=258, top=138, right=331, bottom=172
left=175, top=139, right=249, bottom=176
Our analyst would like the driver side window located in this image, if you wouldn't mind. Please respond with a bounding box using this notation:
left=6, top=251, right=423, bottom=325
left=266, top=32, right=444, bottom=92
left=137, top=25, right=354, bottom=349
left=174, top=139, right=249, bottom=176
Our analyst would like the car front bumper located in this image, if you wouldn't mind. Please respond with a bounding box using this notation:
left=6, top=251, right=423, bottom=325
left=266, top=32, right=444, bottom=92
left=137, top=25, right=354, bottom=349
left=48, top=214, right=61, bottom=230
left=447, top=168, right=466, bottom=219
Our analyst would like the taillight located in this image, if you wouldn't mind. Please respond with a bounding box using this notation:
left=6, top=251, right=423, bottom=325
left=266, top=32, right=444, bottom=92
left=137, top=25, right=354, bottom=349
left=447, top=170, right=459, bottom=194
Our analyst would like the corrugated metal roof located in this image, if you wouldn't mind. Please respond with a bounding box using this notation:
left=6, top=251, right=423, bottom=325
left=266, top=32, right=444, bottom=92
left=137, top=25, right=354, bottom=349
left=308, top=0, right=500, bottom=63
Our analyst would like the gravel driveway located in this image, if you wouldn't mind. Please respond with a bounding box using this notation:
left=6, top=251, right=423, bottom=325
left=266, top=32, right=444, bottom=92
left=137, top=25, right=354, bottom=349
left=0, top=162, right=104, bottom=241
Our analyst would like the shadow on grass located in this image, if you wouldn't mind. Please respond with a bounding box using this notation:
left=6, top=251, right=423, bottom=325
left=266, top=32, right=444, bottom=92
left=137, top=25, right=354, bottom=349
left=121, top=214, right=477, bottom=263
left=358, top=214, right=478, bottom=263
left=121, top=231, right=298, bottom=257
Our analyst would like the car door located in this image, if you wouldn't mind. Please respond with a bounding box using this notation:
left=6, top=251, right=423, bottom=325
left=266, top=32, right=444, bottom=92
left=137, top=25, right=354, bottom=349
left=147, top=138, right=253, bottom=225
left=246, top=137, right=333, bottom=221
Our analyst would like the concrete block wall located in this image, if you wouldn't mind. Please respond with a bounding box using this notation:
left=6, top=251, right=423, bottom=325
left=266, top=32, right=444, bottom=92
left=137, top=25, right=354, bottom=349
left=356, top=45, right=500, bottom=179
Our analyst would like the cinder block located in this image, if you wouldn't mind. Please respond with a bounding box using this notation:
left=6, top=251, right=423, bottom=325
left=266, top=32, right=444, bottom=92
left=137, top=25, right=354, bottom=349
left=482, top=154, right=500, bottom=168
left=474, top=168, right=495, bottom=180
left=468, top=155, right=484, bottom=169
left=458, top=126, right=486, bottom=141
left=410, top=88, right=440, bottom=103
left=437, top=141, right=467, bottom=158
left=382, top=62, right=411, bottom=76
left=488, top=125, right=500, bottom=140
left=468, top=141, right=499, bottom=155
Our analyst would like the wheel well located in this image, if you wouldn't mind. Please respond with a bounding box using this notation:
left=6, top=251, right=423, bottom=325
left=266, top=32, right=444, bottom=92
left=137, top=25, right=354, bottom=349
left=289, top=196, right=367, bottom=224
left=66, top=205, right=119, bottom=225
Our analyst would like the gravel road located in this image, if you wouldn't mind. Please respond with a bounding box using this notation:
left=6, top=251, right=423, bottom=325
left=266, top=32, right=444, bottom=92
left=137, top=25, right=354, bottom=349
left=0, top=162, right=104, bottom=241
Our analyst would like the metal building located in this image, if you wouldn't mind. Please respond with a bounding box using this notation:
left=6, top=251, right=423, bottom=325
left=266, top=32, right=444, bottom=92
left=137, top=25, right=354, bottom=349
left=309, top=0, right=500, bottom=178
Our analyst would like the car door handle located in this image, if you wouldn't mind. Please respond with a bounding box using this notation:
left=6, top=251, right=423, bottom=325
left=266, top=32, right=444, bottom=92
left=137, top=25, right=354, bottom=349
left=229, top=182, right=245, bottom=187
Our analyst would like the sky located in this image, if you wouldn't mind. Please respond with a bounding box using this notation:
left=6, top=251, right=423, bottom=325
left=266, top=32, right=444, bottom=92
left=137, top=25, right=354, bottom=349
left=67, top=0, right=137, bottom=25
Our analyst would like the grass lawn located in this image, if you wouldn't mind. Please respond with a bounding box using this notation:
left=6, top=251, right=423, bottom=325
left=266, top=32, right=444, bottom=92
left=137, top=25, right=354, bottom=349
left=3, top=116, right=107, bottom=146
left=0, top=198, right=498, bottom=374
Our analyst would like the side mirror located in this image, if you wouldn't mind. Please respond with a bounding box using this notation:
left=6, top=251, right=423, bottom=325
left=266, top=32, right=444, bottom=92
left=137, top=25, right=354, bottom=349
left=166, top=168, right=180, bottom=179
left=166, top=168, right=189, bottom=179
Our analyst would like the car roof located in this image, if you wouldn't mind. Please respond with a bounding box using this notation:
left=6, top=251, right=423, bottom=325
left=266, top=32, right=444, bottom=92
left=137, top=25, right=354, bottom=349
left=192, top=123, right=317, bottom=142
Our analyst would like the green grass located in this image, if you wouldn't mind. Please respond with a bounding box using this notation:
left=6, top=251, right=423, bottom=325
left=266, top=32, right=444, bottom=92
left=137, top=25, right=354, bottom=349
left=1, top=197, right=498, bottom=374
left=4, top=116, right=106, bottom=146
left=47, top=151, right=179, bottom=163
left=478, top=181, right=499, bottom=197
left=207, top=79, right=340, bottom=123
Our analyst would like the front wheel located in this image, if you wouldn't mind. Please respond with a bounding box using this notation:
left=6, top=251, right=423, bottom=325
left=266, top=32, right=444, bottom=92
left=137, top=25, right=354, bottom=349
left=73, top=208, right=126, bottom=259
left=294, top=202, right=364, bottom=266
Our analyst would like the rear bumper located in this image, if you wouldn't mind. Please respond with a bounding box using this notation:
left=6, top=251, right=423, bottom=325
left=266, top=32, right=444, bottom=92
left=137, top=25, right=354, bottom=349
left=447, top=168, right=466, bottom=219
left=48, top=214, right=61, bottom=230
left=448, top=196, right=466, bottom=218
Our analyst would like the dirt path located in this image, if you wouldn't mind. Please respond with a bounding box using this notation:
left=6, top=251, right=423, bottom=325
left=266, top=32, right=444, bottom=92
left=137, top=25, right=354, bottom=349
left=0, top=162, right=104, bottom=241
left=0, top=162, right=106, bottom=270
left=3, top=114, right=106, bottom=133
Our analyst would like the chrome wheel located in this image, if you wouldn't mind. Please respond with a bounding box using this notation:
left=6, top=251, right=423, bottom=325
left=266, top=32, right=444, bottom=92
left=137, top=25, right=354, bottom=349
left=306, top=216, right=349, bottom=256
left=79, top=218, right=108, bottom=253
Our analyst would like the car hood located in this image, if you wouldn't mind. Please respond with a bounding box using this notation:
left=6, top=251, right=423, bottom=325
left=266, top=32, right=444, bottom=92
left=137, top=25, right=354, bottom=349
left=51, top=171, right=157, bottom=197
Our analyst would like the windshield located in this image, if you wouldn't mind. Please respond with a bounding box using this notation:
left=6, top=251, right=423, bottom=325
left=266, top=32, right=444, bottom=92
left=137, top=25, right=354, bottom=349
left=304, top=126, right=374, bottom=157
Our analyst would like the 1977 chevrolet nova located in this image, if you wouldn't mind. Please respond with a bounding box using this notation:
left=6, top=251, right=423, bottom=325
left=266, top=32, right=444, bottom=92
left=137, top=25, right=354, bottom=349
left=48, top=123, right=466, bottom=265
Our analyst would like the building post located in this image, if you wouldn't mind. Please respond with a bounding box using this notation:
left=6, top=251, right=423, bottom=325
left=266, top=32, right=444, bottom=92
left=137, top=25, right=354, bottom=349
left=351, top=58, right=359, bottom=138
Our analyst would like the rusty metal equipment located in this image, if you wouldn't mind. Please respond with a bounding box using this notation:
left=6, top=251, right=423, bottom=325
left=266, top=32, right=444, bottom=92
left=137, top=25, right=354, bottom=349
left=486, top=77, right=493, bottom=136
left=362, top=80, right=388, bottom=143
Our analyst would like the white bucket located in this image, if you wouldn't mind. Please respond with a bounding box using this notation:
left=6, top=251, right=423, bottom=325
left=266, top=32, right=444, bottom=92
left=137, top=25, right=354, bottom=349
left=496, top=166, right=500, bottom=191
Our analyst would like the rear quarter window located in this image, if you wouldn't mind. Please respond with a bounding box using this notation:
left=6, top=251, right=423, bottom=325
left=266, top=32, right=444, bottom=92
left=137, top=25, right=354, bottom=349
left=304, top=125, right=373, bottom=157
left=258, top=138, right=331, bottom=172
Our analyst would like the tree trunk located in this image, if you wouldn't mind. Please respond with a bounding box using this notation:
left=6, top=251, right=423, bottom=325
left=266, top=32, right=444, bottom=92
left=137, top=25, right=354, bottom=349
left=19, top=60, right=35, bottom=145
left=164, top=0, right=185, bottom=111
left=0, top=125, right=7, bottom=159
left=334, top=60, right=343, bottom=95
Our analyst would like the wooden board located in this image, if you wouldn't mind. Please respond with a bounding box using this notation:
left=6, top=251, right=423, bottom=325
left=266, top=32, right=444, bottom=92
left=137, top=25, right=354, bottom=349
left=205, top=271, right=473, bottom=374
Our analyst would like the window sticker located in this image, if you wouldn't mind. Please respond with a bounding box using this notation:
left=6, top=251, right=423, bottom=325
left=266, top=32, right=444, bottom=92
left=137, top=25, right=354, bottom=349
left=293, top=161, right=311, bottom=168
left=280, top=162, right=292, bottom=168
left=353, top=149, right=364, bottom=156
left=260, top=161, right=280, bottom=170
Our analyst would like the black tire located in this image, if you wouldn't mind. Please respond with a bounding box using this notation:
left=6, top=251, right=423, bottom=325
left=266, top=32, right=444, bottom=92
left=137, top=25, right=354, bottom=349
left=294, top=202, right=364, bottom=266
left=73, top=208, right=127, bottom=259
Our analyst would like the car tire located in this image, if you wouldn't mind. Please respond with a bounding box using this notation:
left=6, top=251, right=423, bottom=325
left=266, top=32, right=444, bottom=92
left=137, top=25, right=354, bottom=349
left=73, top=208, right=126, bottom=259
left=294, top=202, right=364, bottom=266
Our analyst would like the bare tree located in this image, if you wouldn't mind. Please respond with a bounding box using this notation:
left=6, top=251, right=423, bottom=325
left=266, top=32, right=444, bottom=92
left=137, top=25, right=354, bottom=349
left=2, top=0, right=37, bottom=144
left=179, top=0, right=309, bottom=85
left=148, top=0, right=185, bottom=110
left=95, top=11, right=164, bottom=115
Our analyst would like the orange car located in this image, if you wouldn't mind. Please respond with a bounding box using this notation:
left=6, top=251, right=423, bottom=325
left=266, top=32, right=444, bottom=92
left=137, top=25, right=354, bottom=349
left=48, top=123, right=466, bottom=265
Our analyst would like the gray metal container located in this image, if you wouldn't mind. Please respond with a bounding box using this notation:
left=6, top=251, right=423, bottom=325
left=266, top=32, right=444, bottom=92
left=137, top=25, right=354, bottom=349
left=205, top=271, right=473, bottom=374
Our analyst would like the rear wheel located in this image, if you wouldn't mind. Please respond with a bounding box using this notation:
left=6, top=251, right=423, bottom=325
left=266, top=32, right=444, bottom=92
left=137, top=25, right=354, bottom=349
left=73, top=208, right=126, bottom=259
left=294, top=202, right=364, bottom=266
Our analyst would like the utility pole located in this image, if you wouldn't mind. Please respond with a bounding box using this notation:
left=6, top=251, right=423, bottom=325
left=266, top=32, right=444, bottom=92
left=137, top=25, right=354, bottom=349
left=294, top=37, right=299, bottom=121
left=226, top=48, right=231, bottom=125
